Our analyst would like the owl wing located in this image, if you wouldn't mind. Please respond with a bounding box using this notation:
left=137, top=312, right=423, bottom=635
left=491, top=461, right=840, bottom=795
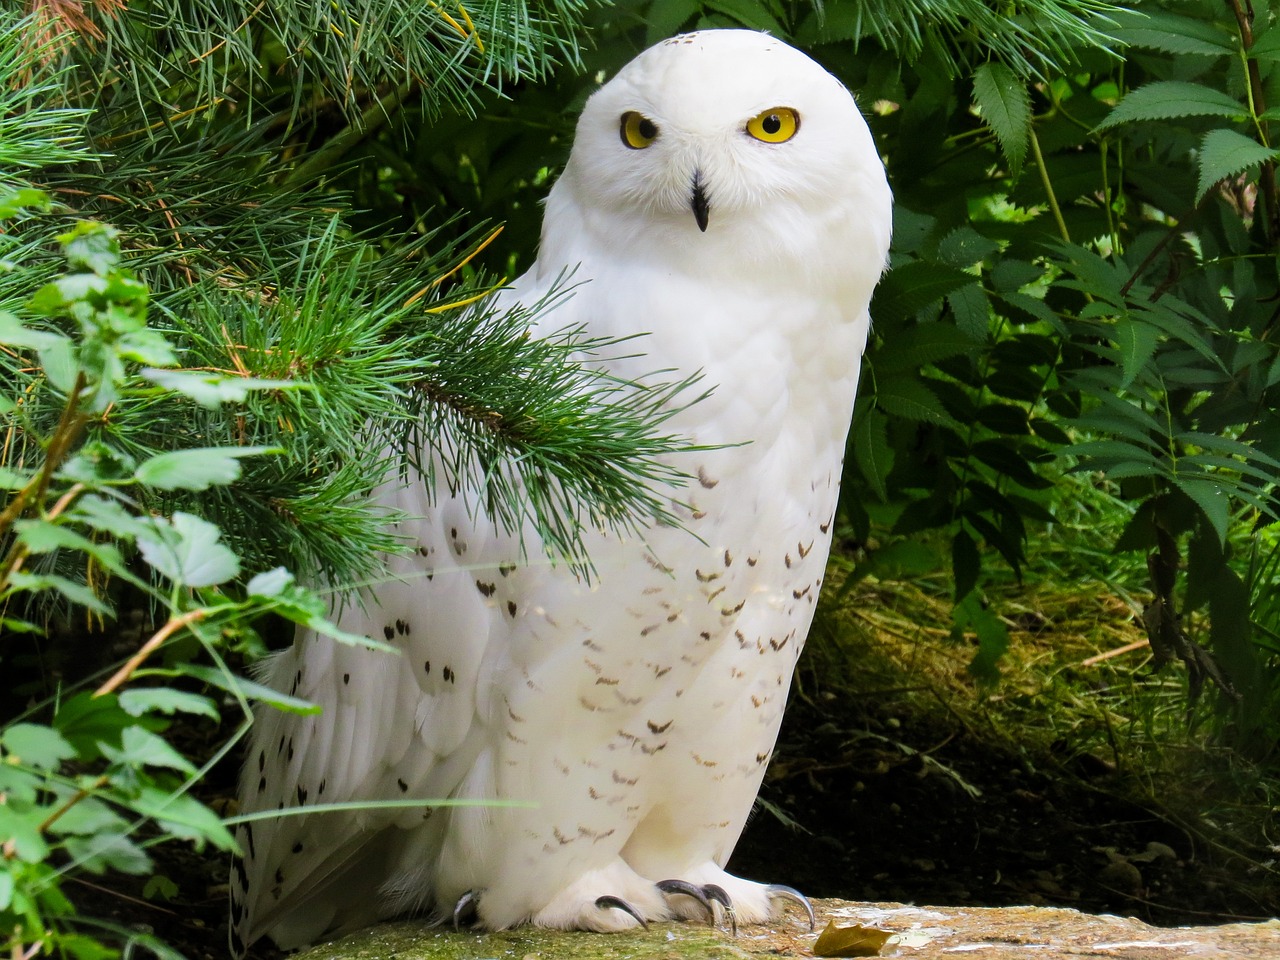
left=232, top=278, right=585, bottom=952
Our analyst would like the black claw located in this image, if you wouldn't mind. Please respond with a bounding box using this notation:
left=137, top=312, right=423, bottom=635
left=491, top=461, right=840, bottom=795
left=452, top=890, right=478, bottom=930
left=657, top=879, right=715, bottom=925
left=766, top=883, right=816, bottom=932
left=594, top=895, right=650, bottom=929
left=702, top=883, right=737, bottom=936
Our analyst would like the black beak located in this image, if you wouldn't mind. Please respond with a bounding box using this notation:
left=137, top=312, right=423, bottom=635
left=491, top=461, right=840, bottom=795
left=690, top=173, right=710, bottom=232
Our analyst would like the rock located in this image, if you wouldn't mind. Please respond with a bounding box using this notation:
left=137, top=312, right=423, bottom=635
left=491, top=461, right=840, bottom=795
left=290, top=899, right=1280, bottom=960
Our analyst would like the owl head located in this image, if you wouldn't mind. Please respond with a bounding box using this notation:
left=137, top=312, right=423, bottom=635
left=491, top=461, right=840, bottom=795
left=558, top=30, right=886, bottom=245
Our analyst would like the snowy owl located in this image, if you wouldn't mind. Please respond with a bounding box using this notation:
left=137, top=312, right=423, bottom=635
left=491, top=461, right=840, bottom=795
left=230, top=29, right=891, bottom=955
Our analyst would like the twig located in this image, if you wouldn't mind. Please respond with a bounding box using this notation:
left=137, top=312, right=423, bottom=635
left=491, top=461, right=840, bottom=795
left=93, top=608, right=209, bottom=698
left=36, top=774, right=110, bottom=835
left=1081, top=638, right=1150, bottom=667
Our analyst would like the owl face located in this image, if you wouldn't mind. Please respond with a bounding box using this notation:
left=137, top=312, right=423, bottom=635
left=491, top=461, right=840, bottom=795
left=563, top=30, right=879, bottom=236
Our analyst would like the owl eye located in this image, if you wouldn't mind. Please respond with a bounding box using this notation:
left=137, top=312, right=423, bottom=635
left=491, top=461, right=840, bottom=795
left=746, top=107, right=800, bottom=144
left=620, top=111, right=659, bottom=149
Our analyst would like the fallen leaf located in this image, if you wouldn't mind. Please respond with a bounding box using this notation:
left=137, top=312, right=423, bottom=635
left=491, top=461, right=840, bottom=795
left=812, top=920, right=893, bottom=957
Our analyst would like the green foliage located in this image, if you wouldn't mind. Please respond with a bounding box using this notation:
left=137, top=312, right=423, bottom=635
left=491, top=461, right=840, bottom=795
left=0, top=199, right=380, bottom=959
left=9, top=0, right=1280, bottom=951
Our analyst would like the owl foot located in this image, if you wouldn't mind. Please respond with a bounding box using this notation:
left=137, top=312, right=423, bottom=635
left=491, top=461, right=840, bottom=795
left=452, top=890, right=479, bottom=930
left=766, top=884, right=816, bottom=932
left=525, top=862, right=671, bottom=931
left=655, top=879, right=715, bottom=925
left=594, top=896, right=650, bottom=929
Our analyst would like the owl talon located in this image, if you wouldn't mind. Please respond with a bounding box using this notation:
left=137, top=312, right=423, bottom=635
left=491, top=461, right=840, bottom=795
left=452, top=890, right=478, bottom=930
left=766, top=884, right=815, bottom=931
left=594, top=895, right=650, bottom=929
left=657, top=879, right=715, bottom=924
left=702, top=883, right=737, bottom=936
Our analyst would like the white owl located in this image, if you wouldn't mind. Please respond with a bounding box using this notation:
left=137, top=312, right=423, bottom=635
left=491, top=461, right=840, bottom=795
left=230, top=29, right=891, bottom=955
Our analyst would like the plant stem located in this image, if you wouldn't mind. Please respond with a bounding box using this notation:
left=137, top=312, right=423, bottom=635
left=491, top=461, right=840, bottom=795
left=93, top=608, right=209, bottom=697
left=1030, top=126, right=1070, bottom=243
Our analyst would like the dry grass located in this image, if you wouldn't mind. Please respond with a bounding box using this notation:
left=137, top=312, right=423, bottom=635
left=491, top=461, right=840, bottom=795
left=798, top=549, right=1279, bottom=912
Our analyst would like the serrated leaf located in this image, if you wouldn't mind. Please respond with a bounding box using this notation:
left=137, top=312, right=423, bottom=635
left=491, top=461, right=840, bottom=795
left=1108, top=9, right=1234, bottom=56
left=872, top=261, right=975, bottom=324
left=2, top=723, right=77, bottom=769
left=876, top=377, right=963, bottom=430
left=136, top=512, right=240, bottom=587
left=703, top=0, right=782, bottom=34
left=0, top=805, right=49, bottom=861
left=141, top=369, right=300, bottom=409
left=119, top=688, right=218, bottom=720
left=247, top=566, right=295, bottom=597
left=0, top=310, right=70, bottom=350
left=947, top=283, right=991, bottom=341
left=1196, top=128, right=1280, bottom=202
left=5, top=570, right=111, bottom=614
left=133, top=786, right=237, bottom=851
left=134, top=446, right=278, bottom=492
left=180, top=664, right=322, bottom=715
left=101, top=726, right=196, bottom=774
left=955, top=592, right=1009, bottom=682
left=1115, top=317, right=1160, bottom=388
left=853, top=408, right=893, bottom=502
left=1249, top=26, right=1280, bottom=63
left=64, top=832, right=151, bottom=875
left=1175, top=477, right=1230, bottom=544
left=875, top=322, right=978, bottom=373
left=936, top=226, right=1000, bottom=269
left=53, top=692, right=134, bottom=760
left=973, top=61, right=1030, bottom=173
left=1095, top=81, right=1245, bottom=132
left=952, top=529, right=980, bottom=601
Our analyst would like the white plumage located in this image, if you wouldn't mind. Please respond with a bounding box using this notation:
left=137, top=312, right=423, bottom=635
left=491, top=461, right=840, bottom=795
left=230, top=29, right=890, bottom=954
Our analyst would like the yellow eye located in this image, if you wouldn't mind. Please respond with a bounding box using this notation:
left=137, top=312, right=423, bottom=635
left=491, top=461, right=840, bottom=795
left=746, top=107, right=800, bottom=143
left=620, top=111, right=659, bottom=149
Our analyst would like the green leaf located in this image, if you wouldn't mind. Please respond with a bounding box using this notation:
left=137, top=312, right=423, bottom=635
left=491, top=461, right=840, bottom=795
left=872, top=261, right=975, bottom=324
left=1196, top=129, right=1280, bottom=202
left=0, top=310, right=70, bottom=350
left=5, top=571, right=111, bottom=615
left=972, top=61, right=1030, bottom=173
left=179, top=664, right=322, bottom=715
left=136, top=512, right=241, bottom=587
left=133, top=446, right=279, bottom=492
left=952, top=528, right=980, bottom=601
left=936, top=226, right=999, bottom=269
left=141, top=369, right=302, bottom=408
left=852, top=407, right=894, bottom=502
left=947, top=283, right=991, bottom=341
left=1108, top=9, right=1235, bottom=56
left=1175, top=477, right=1230, bottom=544
left=1094, top=81, right=1246, bottom=132
left=53, top=693, right=134, bottom=760
left=59, top=221, right=121, bottom=275
left=703, top=0, right=782, bottom=34
left=0, top=805, right=49, bottom=862
left=1115, top=316, right=1160, bottom=388
left=102, top=726, right=196, bottom=774
left=875, top=322, right=978, bottom=373
left=64, top=833, right=151, bottom=875
left=143, top=875, right=180, bottom=902
left=1, top=723, right=76, bottom=769
left=118, top=688, right=219, bottom=720
left=954, top=592, right=1009, bottom=682
left=247, top=567, right=295, bottom=597
left=133, top=786, right=237, bottom=851
left=876, top=377, right=963, bottom=430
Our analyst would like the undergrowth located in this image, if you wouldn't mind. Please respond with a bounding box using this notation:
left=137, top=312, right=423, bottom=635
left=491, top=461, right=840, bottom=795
left=804, top=478, right=1280, bottom=916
